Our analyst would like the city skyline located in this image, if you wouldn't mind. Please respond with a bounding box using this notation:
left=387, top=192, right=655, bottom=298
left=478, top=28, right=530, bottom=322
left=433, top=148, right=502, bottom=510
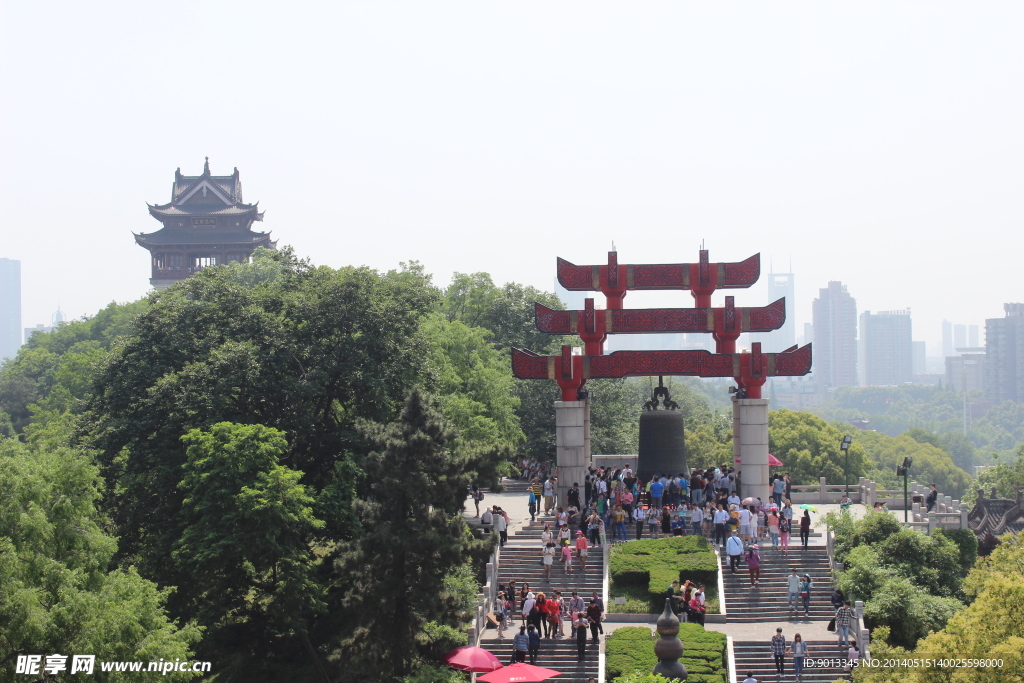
left=2, top=3, right=1022, bottom=354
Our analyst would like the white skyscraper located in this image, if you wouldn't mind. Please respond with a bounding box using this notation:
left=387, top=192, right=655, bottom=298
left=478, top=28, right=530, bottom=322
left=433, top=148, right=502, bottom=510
left=0, top=258, right=22, bottom=363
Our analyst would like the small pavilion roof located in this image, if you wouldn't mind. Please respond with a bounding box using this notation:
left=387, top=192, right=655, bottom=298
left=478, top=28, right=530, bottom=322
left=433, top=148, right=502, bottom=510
left=134, top=229, right=274, bottom=247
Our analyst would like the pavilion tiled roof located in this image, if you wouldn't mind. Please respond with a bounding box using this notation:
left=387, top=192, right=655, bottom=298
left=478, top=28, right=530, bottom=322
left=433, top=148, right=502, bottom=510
left=968, top=490, right=1024, bottom=537
left=134, top=229, right=274, bottom=247
left=147, top=203, right=263, bottom=219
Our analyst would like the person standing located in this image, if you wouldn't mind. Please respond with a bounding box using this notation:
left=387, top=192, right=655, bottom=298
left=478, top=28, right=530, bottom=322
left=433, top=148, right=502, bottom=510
left=512, top=625, right=529, bottom=663
left=470, top=485, right=482, bottom=517
left=481, top=506, right=494, bottom=535
left=786, top=568, right=801, bottom=614
left=661, top=506, right=672, bottom=538
left=738, top=505, right=753, bottom=543
left=612, top=504, right=628, bottom=543
left=561, top=541, right=574, bottom=574
left=835, top=600, right=855, bottom=647
left=746, top=543, right=761, bottom=587
left=650, top=476, right=665, bottom=508
left=647, top=505, right=661, bottom=539
left=799, top=574, right=813, bottom=618
left=574, top=610, right=589, bottom=661
left=522, top=591, right=536, bottom=626
left=568, top=482, right=581, bottom=510
left=726, top=530, right=744, bottom=574
left=770, top=627, right=786, bottom=679
left=632, top=503, right=646, bottom=539
left=494, top=509, right=508, bottom=547
left=784, top=473, right=792, bottom=501
left=789, top=633, right=808, bottom=681
left=772, top=476, right=786, bottom=507
left=540, top=523, right=553, bottom=548
left=569, top=590, right=586, bottom=616
left=799, top=510, right=811, bottom=548
left=927, top=483, right=938, bottom=512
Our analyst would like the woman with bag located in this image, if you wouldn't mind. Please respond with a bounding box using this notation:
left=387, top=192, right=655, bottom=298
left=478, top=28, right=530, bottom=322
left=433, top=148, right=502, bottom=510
left=746, top=543, right=761, bottom=587
left=779, top=516, right=791, bottom=555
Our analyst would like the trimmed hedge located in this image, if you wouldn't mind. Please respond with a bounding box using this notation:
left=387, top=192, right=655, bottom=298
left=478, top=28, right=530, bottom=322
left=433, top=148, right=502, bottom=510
left=610, top=536, right=720, bottom=610
left=606, top=625, right=728, bottom=683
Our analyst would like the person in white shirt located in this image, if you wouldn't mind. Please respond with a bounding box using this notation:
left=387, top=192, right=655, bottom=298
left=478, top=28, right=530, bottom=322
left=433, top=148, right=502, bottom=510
left=632, top=504, right=646, bottom=540
left=481, top=508, right=493, bottom=534
left=690, top=505, right=704, bottom=536
left=727, top=492, right=741, bottom=507
left=494, top=510, right=508, bottom=547
left=713, top=506, right=730, bottom=547
left=543, top=478, right=555, bottom=514
left=738, top=505, right=753, bottom=542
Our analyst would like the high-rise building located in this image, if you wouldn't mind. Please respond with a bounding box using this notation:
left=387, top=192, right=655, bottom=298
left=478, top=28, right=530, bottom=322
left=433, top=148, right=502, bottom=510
left=985, top=303, right=1024, bottom=404
left=0, top=258, right=21, bottom=363
left=765, top=270, right=796, bottom=351
left=812, top=281, right=858, bottom=389
left=912, top=340, right=927, bottom=376
left=954, top=324, right=967, bottom=350
left=858, top=309, right=913, bottom=386
left=23, top=307, right=65, bottom=345
left=942, top=319, right=954, bottom=358
left=969, top=325, right=980, bottom=348
left=946, top=353, right=985, bottom=393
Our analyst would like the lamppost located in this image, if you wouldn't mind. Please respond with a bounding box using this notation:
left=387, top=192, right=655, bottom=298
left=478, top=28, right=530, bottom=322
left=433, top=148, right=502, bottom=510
left=840, top=435, right=853, bottom=497
left=896, top=456, right=913, bottom=523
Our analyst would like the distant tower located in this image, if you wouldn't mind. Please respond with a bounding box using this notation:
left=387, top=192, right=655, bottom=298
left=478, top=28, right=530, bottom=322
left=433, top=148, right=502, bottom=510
left=942, top=319, right=954, bottom=358
left=0, top=258, right=21, bottom=362
left=134, top=159, right=276, bottom=290
left=985, top=304, right=1024, bottom=403
left=858, top=309, right=913, bottom=386
left=766, top=265, right=796, bottom=350
left=812, top=281, right=858, bottom=389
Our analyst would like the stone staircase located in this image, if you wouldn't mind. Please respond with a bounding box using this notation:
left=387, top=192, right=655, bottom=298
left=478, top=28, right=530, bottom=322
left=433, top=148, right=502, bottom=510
left=719, top=543, right=836, bottom=623
left=478, top=520, right=603, bottom=683
left=732, top=640, right=853, bottom=683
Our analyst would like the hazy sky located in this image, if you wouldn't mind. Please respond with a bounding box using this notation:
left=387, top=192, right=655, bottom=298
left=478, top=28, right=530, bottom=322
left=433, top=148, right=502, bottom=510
left=2, top=2, right=1022, bottom=355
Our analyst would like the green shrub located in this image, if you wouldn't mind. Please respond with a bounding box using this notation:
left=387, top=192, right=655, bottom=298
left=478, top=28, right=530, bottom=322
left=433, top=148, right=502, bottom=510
left=605, top=624, right=727, bottom=682
left=610, top=537, right=720, bottom=612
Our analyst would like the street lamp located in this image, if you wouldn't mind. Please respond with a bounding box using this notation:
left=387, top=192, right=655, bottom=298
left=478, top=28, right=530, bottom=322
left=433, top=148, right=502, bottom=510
left=896, top=456, right=913, bottom=522
left=840, top=435, right=853, bottom=497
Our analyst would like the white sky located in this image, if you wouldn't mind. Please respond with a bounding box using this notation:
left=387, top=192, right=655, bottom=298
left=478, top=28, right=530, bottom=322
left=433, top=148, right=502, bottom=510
left=2, top=2, right=1022, bottom=355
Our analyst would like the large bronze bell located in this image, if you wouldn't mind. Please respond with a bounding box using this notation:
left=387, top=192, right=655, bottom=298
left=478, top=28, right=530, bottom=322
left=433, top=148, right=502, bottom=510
left=638, top=377, right=687, bottom=481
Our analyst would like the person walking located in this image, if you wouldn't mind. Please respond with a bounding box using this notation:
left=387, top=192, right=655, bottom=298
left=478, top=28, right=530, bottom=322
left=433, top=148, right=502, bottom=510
left=835, top=600, right=855, bottom=647
left=574, top=531, right=589, bottom=571
left=799, top=510, right=811, bottom=548
left=528, top=489, right=537, bottom=522
left=568, top=590, right=586, bottom=616
left=574, top=610, right=589, bottom=661
left=772, top=475, right=786, bottom=507
left=713, top=504, right=730, bottom=547
left=768, top=510, right=780, bottom=549
left=586, top=599, right=603, bottom=642
left=786, top=568, right=801, bottom=614
left=779, top=516, right=791, bottom=555
left=542, top=541, right=556, bottom=581
left=542, top=477, right=555, bottom=515
left=587, top=509, right=601, bottom=547
left=568, top=482, right=581, bottom=510
left=726, top=530, right=744, bottom=574
left=494, top=510, right=508, bottom=547
left=789, top=633, right=808, bottom=681
left=561, top=540, right=574, bottom=574
left=746, top=543, right=761, bottom=587
left=527, top=624, right=540, bottom=664
left=770, top=627, right=786, bottom=680
left=549, top=590, right=565, bottom=639
left=690, top=503, right=704, bottom=536
left=799, top=574, right=813, bottom=618
left=512, top=625, right=529, bottom=663
left=738, top=505, right=753, bottom=543
left=830, top=588, right=845, bottom=611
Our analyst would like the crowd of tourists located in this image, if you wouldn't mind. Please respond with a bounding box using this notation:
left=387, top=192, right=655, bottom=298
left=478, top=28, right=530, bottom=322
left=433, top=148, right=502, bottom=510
left=496, top=588, right=605, bottom=663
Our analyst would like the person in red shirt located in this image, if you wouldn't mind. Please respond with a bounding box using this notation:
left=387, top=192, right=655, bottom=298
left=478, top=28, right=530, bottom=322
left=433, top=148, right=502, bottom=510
left=575, top=531, right=589, bottom=570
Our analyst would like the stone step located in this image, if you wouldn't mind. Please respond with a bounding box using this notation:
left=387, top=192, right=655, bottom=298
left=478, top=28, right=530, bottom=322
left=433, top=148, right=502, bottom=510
left=733, top=639, right=854, bottom=683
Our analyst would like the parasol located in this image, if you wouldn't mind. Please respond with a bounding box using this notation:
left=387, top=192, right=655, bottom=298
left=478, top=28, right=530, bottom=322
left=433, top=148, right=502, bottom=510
left=443, top=646, right=504, bottom=673
left=477, top=662, right=563, bottom=682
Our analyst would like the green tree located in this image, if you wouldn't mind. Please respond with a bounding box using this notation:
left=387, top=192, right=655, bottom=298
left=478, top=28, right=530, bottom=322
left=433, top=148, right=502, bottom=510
left=0, top=438, right=201, bottom=681
left=855, top=431, right=974, bottom=498
left=331, top=389, right=485, bottom=682
left=768, top=409, right=868, bottom=485
left=173, top=423, right=325, bottom=634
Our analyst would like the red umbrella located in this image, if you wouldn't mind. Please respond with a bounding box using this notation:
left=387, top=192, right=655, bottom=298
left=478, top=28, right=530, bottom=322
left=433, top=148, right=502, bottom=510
left=443, top=646, right=503, bottom=673
left=734, top=454, right=784, bottom=467
left=477, top=662, right=562, bottom=682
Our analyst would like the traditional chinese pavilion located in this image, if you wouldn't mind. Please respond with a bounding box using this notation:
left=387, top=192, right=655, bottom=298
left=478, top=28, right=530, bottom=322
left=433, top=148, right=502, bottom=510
left=134, top=159, right=276, bottom=290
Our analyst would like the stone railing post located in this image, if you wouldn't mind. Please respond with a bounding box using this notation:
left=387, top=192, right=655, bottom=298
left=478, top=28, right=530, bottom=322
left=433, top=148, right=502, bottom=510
left=819, top=476, right=827, bottom=503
